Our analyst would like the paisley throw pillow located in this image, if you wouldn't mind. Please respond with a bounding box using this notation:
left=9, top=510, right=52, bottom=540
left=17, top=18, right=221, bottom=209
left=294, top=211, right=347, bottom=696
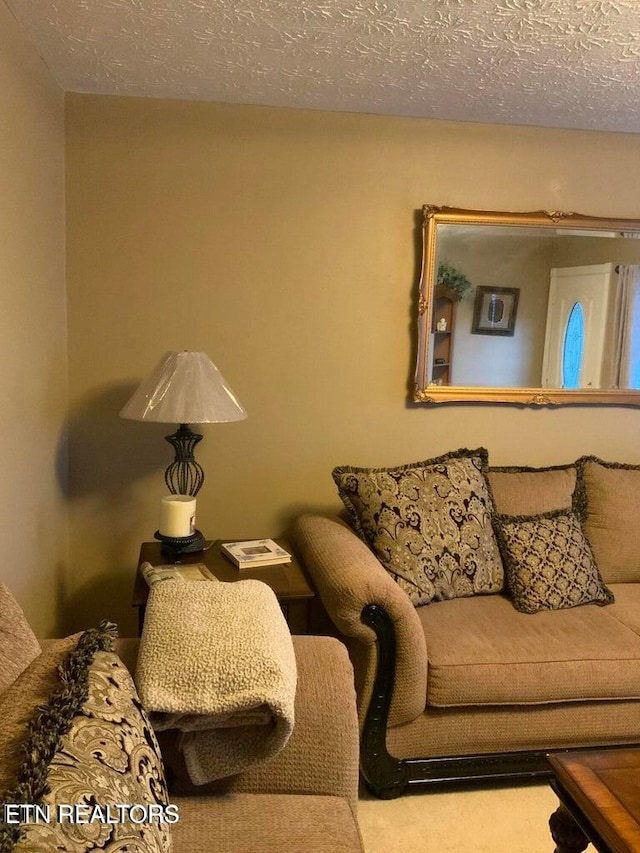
left=0, top=623, right=173, bottom=853
left=333, top=448, right=504, bottom=606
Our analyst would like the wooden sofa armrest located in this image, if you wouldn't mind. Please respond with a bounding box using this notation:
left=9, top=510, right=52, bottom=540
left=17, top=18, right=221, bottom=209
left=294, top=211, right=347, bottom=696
left=293, top=514, right=427, bottom=728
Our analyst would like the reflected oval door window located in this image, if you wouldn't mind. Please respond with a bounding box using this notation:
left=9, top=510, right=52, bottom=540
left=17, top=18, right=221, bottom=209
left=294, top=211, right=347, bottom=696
left=563, top=302, right=585, bottom=389
left=488, top=295, right=505, bottom=323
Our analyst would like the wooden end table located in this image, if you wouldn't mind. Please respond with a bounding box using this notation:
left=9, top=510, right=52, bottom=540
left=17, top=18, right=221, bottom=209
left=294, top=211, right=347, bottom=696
left=548, top=748, right=640, bottom=853
left=132, top=538, right=315, bottom=636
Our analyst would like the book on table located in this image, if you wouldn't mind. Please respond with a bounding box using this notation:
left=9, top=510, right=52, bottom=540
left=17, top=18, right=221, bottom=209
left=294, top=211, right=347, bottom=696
left=221, top=538, right=292, bottom=569
left=140, top=562, right=216, bottom=586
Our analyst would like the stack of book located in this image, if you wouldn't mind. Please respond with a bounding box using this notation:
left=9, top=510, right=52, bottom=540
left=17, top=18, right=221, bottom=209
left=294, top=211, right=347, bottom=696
left=221, top=539, right=292, bottom=569
left=140, top=562, right=216, bottom=586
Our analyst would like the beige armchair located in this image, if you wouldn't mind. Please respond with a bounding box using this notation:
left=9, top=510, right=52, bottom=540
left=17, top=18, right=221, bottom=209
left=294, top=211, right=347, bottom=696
left=0, top=583, right=364, bottom=852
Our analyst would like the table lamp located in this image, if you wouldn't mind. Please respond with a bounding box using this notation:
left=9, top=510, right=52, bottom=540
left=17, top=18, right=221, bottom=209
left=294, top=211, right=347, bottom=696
left=120, top=350, right=247, bottom=556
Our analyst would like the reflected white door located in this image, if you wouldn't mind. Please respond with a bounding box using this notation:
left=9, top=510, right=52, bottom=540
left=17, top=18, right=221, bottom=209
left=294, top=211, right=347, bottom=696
left=541, top=263, right=616, bottom=388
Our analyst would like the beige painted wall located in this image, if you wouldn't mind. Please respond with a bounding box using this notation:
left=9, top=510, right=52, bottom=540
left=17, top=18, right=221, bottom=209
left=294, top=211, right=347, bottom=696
left=0, top=2, right=67, bottom=635
left=65, top=94, right=640, bottom=635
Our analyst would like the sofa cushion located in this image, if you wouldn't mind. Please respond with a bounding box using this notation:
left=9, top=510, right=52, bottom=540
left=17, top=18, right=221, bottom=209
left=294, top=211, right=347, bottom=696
left=488, top=464, right=577, bottom=516
left=603, top=583, right=640, bottom=638
left=419, top=593, right=640, bottom=707
left=332, top=448, right=503, bottom=606
left=173, top=793, right=363, bottom=853
left=0, top=584, right=41, bottom=694
left=387, top=695, right=640, bottom=761
left=493, top=509, right=614, bottom=614
left=576, top=456, right=640, bottom=583
left=0, top=624, right=172, bottom=853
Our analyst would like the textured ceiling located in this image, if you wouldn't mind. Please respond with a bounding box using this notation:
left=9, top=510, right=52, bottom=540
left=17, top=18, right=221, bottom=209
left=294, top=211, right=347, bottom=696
left=6, top=0, right=640, bottom=132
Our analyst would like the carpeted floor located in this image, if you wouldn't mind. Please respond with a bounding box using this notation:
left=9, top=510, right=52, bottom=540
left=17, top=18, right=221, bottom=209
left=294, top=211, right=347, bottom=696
left=357, top=782, right=595, bottom=853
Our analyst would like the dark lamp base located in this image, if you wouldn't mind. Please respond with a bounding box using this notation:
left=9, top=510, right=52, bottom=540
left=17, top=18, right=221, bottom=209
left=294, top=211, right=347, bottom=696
left=154, top=529, right=207, bottom=559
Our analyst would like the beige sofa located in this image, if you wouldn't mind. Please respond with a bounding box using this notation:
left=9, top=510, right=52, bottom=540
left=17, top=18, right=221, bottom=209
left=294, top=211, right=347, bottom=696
left=295, top=454, right=640, bottom=798
left=0, top=587, right=364, bottom=852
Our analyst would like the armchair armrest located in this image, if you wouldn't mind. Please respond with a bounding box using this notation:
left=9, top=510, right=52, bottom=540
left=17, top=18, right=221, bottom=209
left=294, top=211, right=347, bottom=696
left=229, top=636, right=359, bottom=803
left=157, top=636, right=360, bottom=805
left=114, top=636, right=358, bottom=802
left=294, top=514, right=427, bottom=727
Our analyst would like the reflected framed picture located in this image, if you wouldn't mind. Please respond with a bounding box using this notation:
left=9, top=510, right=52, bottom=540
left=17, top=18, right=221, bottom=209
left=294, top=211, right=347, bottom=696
left=471, top=286, right=520, bottom=336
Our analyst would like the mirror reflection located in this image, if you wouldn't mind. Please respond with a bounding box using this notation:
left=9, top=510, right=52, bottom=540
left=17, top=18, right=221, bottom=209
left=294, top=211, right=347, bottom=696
left=414, top=207, right=640, bottom=405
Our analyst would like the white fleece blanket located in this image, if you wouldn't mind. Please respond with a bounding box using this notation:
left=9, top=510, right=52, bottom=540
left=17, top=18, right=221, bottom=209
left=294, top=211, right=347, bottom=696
left=135, top=577, right=297, bottom=784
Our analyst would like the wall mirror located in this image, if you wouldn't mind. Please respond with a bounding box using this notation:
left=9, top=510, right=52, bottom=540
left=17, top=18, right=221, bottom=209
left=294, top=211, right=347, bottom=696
left=414, top=205, right=640, bottom=405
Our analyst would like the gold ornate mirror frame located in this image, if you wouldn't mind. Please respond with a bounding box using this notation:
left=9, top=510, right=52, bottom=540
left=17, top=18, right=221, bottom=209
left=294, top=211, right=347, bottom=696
left=414, top=205, right=640, bottom=405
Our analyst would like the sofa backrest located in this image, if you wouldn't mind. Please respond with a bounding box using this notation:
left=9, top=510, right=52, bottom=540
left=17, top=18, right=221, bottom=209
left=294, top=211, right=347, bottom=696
left=488, top=464, right=577, bottom=516
left=577, top=457, right=640, bottom=584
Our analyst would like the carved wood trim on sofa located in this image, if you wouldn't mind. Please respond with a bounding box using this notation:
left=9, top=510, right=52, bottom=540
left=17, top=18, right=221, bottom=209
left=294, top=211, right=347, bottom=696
left=358, top=603, right=636, bottom=799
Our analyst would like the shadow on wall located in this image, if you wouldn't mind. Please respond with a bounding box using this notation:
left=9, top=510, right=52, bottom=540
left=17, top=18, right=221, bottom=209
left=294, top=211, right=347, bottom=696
left=59, top=383, right=169, bottom=636
left=60, top=382, right=168, bottom=499
left=61, top=570, right=138, bottom=637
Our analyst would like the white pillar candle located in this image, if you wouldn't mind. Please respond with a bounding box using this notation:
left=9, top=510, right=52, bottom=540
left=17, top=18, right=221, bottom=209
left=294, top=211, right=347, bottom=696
left=159, top=495, right=196, bottom=537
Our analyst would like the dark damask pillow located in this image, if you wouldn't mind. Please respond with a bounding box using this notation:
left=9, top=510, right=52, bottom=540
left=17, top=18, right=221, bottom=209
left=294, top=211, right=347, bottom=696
left=332, top=448, right=504, bottom=606
left=494, top=508, right=614, bottom=615
left=0, top=623, right=173, bottom=853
